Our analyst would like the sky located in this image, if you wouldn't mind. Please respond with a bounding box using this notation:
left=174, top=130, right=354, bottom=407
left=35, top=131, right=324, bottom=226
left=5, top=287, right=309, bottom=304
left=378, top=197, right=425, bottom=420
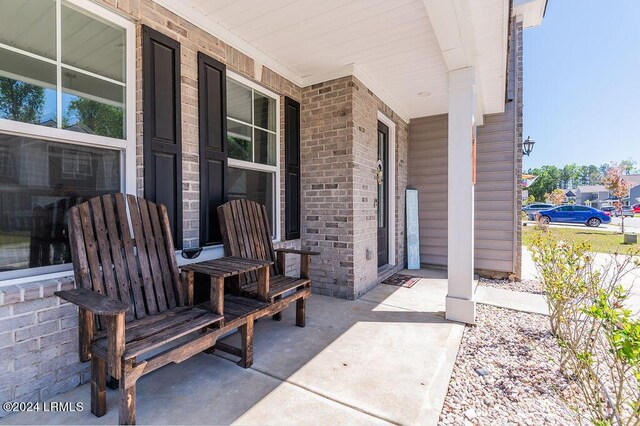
left=523, top=0, right=640, bottom=170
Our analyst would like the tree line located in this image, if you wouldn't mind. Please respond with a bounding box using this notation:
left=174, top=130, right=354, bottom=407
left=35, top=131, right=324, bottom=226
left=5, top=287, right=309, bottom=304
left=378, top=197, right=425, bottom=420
left=526, top=160, right=638, bottom=202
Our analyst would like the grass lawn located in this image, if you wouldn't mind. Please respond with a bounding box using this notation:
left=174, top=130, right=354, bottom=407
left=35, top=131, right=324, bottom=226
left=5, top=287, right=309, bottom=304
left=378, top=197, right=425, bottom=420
left=522, top=225, right=639, bottom=255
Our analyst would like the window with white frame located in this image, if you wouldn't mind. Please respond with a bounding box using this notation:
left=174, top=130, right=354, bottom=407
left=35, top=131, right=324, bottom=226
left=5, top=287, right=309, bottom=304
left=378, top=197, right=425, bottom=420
left=0, top=0, right=133, bottom=279
left=226, top=75, right=279, bottom=237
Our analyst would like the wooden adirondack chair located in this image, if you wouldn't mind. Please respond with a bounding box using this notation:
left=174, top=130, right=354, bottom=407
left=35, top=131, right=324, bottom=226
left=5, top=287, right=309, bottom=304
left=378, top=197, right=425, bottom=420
left=55, top=194, right=224, bottom=425
left=217, top=199, right=318, bottom=325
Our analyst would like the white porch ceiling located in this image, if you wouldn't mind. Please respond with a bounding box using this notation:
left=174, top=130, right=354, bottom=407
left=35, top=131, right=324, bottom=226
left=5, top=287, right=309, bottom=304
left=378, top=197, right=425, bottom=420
left=157, top=0, right=509, bottom=121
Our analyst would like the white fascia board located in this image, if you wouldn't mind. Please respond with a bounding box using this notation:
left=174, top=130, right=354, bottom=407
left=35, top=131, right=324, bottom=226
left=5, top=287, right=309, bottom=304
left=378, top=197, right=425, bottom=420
left=513, top=0, right=547, bottom=28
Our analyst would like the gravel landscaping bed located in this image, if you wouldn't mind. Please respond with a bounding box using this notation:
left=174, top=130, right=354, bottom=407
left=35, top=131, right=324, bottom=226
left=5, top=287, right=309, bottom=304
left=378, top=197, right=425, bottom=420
left=478, top=277, right=545, bottom=295
left=439, top=304, right=582, bottom=425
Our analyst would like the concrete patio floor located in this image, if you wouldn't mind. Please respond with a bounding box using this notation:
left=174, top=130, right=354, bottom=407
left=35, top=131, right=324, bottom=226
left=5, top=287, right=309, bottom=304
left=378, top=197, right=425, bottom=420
left=1, top=270, right=464, bottom=425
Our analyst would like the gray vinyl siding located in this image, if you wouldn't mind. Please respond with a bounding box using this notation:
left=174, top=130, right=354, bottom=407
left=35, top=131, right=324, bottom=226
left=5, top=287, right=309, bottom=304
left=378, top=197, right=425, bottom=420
left=407, top=112, right=517, bottom=274
left=408, top=114, right=449, bottom=268
left=407, top=18, right=522, bottom=276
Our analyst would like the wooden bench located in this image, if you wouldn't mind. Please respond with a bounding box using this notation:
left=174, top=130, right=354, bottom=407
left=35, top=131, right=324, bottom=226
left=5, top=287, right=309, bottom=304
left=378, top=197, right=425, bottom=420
left=217, top=199, right=319, bottom=326
left=55, top=194, right=229, bottom=425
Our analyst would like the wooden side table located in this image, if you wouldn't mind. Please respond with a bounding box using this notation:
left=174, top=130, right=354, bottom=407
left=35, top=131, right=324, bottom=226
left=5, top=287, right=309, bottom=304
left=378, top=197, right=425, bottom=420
left=180, top=256, right=272, bottom=318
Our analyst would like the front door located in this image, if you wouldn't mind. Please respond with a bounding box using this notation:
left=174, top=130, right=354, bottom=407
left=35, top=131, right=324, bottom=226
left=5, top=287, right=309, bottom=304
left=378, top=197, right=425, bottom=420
left=377, top=121, right=389, bottom=267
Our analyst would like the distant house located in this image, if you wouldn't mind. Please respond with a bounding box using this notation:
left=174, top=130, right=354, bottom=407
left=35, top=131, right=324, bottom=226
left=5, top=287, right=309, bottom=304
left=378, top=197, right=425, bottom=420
left=575, top=185, right=612, bottom=209
left=560, top=189, right=576, bottom=204
left=623, top=175, right=640, bottom=206
left=629, top=184, right=640, bottom=206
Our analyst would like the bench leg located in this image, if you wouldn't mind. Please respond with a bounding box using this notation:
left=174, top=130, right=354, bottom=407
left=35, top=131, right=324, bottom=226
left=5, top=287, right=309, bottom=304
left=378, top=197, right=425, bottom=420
left=272, top=295, right=282, bottom=321
left=296, top=297, right=306, bottom=328
left=239, top=318, right=254, bottom=368
left=91, top=357, right=106, bottom=417
left=119, top=361, right=136, bottom=425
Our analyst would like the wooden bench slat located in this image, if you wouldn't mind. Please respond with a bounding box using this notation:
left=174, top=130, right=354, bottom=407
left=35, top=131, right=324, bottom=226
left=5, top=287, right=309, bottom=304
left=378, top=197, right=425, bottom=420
left=122, top=312, right=223, bottom=359
left=242, top=276, right=309, bottom=300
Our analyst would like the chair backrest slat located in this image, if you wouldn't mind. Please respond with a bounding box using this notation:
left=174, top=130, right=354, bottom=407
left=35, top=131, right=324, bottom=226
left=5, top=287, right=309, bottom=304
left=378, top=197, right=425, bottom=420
left=77, top=202, right=105, bottom=295
left=147, top=200, right=177, bottom=309
left=68, top=194, right=181, bottom=326
left=101, top=195, right=135, bottom=321
left=218, top=199, right=280, bottom=282
left=89, top=197, right=118, bottom=301
left=114, top=194, right=147, bottom=319
left=126, top=195, right=159, bottom=315
left=135, top=197, right=168, bottom=312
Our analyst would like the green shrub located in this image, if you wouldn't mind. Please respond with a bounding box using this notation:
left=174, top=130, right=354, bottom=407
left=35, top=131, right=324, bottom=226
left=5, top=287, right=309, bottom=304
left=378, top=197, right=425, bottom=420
left=531, top=229, right=640, bottom=425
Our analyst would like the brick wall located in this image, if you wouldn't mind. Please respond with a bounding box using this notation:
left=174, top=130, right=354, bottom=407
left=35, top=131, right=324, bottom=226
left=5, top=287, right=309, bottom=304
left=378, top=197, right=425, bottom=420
left=301, top=76, right=408, bottom=299
left=300, top=77, right=355, bottom=298
left=0, top=278, right=88, bottom=412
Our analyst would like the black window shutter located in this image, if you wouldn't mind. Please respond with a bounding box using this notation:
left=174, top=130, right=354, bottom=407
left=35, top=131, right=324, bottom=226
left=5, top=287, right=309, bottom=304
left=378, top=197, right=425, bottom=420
left=198, top=52, right=227, bottom=246
left=142, top=26, right=182, bottom=248
left=284, top=97, right=301, bottom=240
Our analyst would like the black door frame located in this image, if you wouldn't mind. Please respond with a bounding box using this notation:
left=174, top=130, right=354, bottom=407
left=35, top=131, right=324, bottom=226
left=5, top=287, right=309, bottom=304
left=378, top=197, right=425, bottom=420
left=377, top=120, right=390, bottom=268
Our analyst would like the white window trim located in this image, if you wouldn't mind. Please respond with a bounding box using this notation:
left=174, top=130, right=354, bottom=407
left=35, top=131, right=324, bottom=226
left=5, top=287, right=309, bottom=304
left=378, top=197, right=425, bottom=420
left=226, top=70, right=281, bottom=242
left=0, top=0, right=135, bottom=285
left=378, top=111, right=396, bottom=267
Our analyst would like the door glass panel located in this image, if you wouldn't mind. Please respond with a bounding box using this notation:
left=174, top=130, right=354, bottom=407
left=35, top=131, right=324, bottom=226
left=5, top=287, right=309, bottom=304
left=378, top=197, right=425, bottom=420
left=377, top=129, right=386, bottom=228
left=254, top=128, right=276, bottom=166
left=0, top=48, right=57, bottom=127
left=228, top=167, right=274, bottom=236
left=0, top=134, right=120, bottom=272
left=227, top=119, right=252, bottom=161
left=0, top=0, right=56, bottom=59
left=62, top=67, right=125, bottom=139
left=61, top=4, right=126, bottom=82
left=227, top=79, right=252, bottom=124
left=254, top=91, right=275, bottom=131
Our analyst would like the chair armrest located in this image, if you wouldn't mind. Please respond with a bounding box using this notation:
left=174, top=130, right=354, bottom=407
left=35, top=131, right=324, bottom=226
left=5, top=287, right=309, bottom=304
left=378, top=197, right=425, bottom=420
left=275, top=249, right=319, bottom=280
left=55, top=288, right=128, bottom=315
left=275, top=248, right=320, bottom=256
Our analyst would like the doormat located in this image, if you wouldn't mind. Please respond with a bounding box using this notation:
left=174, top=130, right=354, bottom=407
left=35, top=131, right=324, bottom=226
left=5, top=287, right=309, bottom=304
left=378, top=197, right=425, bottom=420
left=382, top=274, right=420, bottom=288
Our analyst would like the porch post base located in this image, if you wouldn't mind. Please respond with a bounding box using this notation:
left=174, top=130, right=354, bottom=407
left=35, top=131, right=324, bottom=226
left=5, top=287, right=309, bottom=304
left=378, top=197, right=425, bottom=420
left=445, top=295, right=476, bottom=325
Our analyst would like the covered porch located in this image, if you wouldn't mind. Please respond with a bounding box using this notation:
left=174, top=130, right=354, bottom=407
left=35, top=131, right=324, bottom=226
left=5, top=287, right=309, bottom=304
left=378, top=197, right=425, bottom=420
left=2, top=271, right=462, bottom=425
left=0, top=0, right=545, bottom=421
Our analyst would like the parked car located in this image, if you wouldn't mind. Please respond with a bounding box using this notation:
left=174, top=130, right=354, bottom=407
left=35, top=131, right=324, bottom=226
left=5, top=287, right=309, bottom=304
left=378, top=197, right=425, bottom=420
left=522, top=203, right=555, bottom=220
left=633, top=204, right=640, bottom=214
left=601, top=206, right=615, bottom=217
left=537, top=205, right=611, bottom=227
left=613, top=206, right=635, bottom=217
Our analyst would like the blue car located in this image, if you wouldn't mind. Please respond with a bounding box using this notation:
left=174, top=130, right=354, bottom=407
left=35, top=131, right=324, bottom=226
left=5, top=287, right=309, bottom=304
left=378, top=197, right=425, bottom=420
left=537, top=205, right=611, bottom=227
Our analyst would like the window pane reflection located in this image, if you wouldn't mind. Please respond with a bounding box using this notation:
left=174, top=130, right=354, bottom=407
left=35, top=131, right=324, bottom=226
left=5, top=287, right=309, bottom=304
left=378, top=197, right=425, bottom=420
left=227, top=79, right=252, bottom=123
left=61, top=4, right=126, bottom=82
left=0, top=0, right=56, bottom=60
left=62, top=68, right=125, bottom=139
left=254, top=128, right=276, bottom=166
left=0, top=134, right=120, bottom=272
left=0, top=48, right=57, bottom=127
left=228, top=167, right=274, bottom=236
left=227, top=119, right=252, bottom=162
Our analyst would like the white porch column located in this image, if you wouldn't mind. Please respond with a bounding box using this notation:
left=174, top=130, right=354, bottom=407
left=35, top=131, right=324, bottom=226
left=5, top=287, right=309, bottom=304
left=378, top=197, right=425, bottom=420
left=446, top=67, right=476, bottom=324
